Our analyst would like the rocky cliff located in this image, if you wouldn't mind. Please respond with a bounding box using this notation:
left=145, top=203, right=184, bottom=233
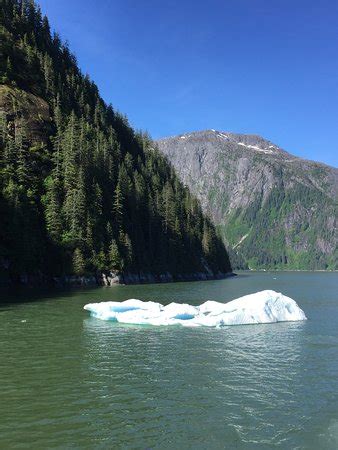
left=157, top=130, right=338, bottom=270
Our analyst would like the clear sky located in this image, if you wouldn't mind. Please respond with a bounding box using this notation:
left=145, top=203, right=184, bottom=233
left=37, top=0, right=338, bottom=167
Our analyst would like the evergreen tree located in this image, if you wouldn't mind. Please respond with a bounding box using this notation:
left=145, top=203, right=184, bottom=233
left=72, top=247, right=85, bottom=275
left=113, top=182, right=123, bottom=231
left=109, top=239, right=121, bottom=271
left=0, top=0, right=232, bottom=283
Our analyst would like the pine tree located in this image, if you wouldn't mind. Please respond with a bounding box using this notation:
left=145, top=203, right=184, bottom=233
left=122, top=233, right=133, bottom=267
left=109, top=239, right=121, bottom=271
left=73, top=247, right=85, bottom=275
left=45, top=177, right=62, bottom=240
left=0, top=0, right=233, bottom=282
left=43, top=53, right=54, bottom=96
left=113, top=182, right=123, bottom=231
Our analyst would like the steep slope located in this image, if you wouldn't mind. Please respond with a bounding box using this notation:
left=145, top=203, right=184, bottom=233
left=157, top=130, right=338, bottom=270
left=0, top=1, right=231, bottom=284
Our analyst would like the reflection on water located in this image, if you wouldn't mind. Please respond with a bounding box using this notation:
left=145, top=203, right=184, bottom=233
left=82, top=317, right=310, bottom=448
left=1, top=272, right=338, bottom=449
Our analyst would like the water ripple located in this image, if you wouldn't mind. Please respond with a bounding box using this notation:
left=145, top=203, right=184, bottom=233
left=1, top=273, right=338, bottom=449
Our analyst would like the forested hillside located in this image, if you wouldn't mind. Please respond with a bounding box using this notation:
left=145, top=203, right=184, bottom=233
left=0, top=0, right=231, bottom=284
left=158, top=130, right=338, bottom=270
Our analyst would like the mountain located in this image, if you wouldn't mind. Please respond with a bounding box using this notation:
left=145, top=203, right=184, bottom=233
left=0, top=1, right=231, bottom=285
left=157, top=130, right=338, bottom=270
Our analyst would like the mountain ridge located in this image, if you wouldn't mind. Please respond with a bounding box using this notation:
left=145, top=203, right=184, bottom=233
left=159, top=129, right=337, bottom=169
left=157, top=129, right=338, bottom=270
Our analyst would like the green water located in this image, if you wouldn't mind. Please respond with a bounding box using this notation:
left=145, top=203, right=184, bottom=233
left=1, top=272, right=338, bottom=449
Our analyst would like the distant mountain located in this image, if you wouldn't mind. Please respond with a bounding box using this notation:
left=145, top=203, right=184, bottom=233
left=157, top=130, right=338, bottom=270
left=0, top=1, right=231, bottom=285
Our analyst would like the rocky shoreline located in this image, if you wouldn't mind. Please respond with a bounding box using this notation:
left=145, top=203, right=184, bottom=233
left=0, top=270, right=236, bottom=287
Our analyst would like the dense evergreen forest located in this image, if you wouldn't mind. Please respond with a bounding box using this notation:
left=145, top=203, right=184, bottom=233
left=0, top=0, right=231, bottom=283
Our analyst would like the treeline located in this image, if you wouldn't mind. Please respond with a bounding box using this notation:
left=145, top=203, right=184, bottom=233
left=0, top=0, right=231, bottom=281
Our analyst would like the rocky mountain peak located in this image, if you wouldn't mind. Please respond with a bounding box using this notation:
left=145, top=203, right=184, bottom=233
left=156, top=130, right=338, bottom=270
left=159, top=129, right=291, bottom=159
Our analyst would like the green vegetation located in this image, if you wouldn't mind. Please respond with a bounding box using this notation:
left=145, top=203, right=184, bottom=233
left=158, top=131, right=337, bottom=272
left=222, top=184, right=337, bottom=270
left=0, top=0, right=231, bottom=282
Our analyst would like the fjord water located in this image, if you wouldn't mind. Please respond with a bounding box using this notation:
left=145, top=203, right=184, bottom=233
left=1, top=272, right=338, bottom=449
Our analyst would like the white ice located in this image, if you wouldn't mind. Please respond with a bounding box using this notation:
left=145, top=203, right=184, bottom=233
left=84, top=290, right=307, bottom=328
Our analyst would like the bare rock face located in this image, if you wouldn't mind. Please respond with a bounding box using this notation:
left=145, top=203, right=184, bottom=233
left=157, top=130, right=338, bottom=270
left=0, top=85, right=52, bottom=144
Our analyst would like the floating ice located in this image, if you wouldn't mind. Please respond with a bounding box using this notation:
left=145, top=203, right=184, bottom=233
left=83, top=290, right=307, bottom=328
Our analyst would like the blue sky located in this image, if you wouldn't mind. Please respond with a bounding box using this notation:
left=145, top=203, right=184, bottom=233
left=37, top=0, right=338, bottom=167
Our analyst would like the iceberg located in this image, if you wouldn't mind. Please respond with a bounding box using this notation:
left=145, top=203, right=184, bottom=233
left=83, top=290, right=307, bottom=328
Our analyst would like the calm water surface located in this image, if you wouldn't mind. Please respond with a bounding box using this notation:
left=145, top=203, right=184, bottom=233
left=1, top=272, right=338, bottom=449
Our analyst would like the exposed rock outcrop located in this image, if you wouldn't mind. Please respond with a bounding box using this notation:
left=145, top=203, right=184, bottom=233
left=157, top=130, right=338, bottom=270
left=0, top=85, right=52, bottom=144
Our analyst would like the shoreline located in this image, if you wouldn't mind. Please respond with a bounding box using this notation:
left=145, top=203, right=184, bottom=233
left=243, top=269, right=338, bottom=273
left=0, top=271, right=237, bottom=288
